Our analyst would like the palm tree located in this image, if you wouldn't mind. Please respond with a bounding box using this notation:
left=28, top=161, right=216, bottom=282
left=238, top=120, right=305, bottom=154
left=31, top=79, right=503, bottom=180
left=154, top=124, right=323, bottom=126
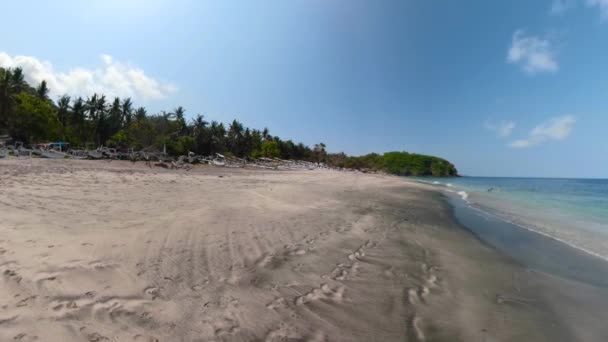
left=313, top=143, right=327, bottom=163
left=250, top=129, right=263, bottom=155
left=86, top=94, right=107, bottom=146
left=56, top=95, right=71, bottom=131
left=0, top=67, right=26, bottom=131
left=209, top=121, right=226, bottom=154
left=121, top=98, right=133, bottom=128
left=262, top=127, right=270, bottom=141
left=191, top=114, right=208, bottom=135
left=94, top=95, right=108, bottom=145
left=191, top=114, right=209, bottom=154
left=157, top=111, right=173, bottom=140
left=85, top=94, right=98, bottom=121
left=36, top=80, right=50, bottom=100
left=172, top=106, right=187, bottom=134
left=108, top=97, right=122, bottom=139
left=228, top=119, right=245, bottom=156
left=134, top=107, right=147, bottom=121
left=71, top=97, right=86, bottom=145
left=10, top=68, right=25, bottom=91
left=243, top=127, right=253, bottom=157
left=0, top=68, right=12, bottom=129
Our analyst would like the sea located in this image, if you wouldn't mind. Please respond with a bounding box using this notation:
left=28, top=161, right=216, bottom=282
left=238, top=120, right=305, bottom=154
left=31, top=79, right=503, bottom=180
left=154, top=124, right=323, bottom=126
left=413, top=177, right=608, bottom=270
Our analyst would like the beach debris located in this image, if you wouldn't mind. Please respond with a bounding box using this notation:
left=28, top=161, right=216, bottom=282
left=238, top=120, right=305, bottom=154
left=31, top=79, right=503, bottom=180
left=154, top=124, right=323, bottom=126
left=0, top=139, right=332, bottom=173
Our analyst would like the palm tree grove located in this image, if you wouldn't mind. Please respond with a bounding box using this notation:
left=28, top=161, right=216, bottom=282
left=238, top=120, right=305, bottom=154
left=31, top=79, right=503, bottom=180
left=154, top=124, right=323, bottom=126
left=0, top=67, right=457, bottom=176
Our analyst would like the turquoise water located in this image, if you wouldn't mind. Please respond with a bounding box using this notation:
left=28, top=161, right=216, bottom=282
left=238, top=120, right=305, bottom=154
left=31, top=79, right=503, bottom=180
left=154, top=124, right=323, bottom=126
left=412, top=177, right=608, bottom=260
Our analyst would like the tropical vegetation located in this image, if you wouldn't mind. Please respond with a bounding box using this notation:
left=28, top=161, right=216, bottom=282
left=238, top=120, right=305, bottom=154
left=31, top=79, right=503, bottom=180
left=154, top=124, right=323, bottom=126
left=325, top=151, right=458, bottom=176
left=0, top=67, right=457, bottom=176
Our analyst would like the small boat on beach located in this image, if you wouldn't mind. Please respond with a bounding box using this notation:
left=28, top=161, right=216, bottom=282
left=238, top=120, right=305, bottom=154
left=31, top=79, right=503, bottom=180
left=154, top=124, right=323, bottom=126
left=34, top=142, right=70, bottom=159
left=15, top=143, right=33, bottom=157
left=99, top=147, right=122, bottom=159
left=212, top=153, right=226, bottom=166
left=87, top=150, right=103, bottom=159
left=40, top=149, right=68, bottom=159
left=0, top=139, right=6, bottom=158
left=68, top=150, right=88, bottom=159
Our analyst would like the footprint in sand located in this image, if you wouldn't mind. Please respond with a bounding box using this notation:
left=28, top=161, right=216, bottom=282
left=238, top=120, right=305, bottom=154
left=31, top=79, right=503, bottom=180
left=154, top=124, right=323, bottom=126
left=143, top=287, right=160, bottom=300
left=0, top=315, right=18, bottom=325
left=87, top=332, right=109, bottom=342
left=256, top=253, right=280, bottom=269
left=36, top=276, right=57, bottom=285
left=212, top=317, right=241, bottom=337
left=332, top=268, right=348, bottom=281
left=191, top=283, right=206, bottom=291
left=409, top=315, right=426, bottom=341
left=323, top=263, right=350, bottom=281
left=16, top=295, right=36, bottom=308
left=383, top=266, right=396, bottom=278
left=287, top=247, right=308, bottom=256
left=264, top=324, right=303, bottom=342
left=13, top=333, right=28, bottom=341
left=407, top=287, right=430, bottom=305
left=266, top=297, right=289, bottom=310
left=3, top=269, right=23, bottom=283
left=295, top=283, right=345, bottom=306
left=133, top=334, right=159, bottom=342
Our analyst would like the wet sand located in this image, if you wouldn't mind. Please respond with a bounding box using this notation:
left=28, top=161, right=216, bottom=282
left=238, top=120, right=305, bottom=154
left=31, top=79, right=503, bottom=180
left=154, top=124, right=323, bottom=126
left=0, top=159, right=606, bottom=341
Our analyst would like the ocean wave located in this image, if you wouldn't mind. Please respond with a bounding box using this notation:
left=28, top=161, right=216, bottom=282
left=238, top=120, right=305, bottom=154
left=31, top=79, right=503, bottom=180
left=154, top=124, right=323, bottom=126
left=457, top=191, right=469, bottom=201
left=417, top=176, right=608, bottom=263
left=464, top=203, right=608, bottom=263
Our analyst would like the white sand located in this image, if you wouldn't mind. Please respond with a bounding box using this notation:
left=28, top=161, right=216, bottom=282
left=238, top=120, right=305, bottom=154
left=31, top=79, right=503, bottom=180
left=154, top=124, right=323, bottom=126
left=0, top=159, right=605, bottom=341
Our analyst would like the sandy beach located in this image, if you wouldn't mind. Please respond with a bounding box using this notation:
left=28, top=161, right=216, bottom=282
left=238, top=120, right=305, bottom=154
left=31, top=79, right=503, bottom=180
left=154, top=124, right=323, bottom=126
left=1, top=159, right=607, bottom=341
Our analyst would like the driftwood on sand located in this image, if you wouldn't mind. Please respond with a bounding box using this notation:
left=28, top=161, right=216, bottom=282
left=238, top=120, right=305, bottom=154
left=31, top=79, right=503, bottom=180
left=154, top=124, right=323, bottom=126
left=0, top=143, right=333, bottom=172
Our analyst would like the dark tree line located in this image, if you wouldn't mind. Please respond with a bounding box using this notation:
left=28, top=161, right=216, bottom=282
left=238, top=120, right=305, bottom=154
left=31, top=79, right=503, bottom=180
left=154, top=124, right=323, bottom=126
left=0, top=67, right=458, bottom=176
left=324, top=151, right=458, bottom=176
left=0, top=67, right=325, bottom=161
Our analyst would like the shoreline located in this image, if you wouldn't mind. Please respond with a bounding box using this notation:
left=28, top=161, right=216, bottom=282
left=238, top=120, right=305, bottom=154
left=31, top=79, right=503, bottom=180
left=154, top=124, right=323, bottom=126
left=1, top=159, right=606, bottom=341
left=412, top=177, right=608, bottom=263
left=446, top=191, right=608, bottom=287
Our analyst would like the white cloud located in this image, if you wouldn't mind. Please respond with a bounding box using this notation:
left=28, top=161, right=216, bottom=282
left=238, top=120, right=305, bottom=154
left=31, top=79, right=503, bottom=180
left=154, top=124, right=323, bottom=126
left=484, top=120, right=516, bottom=138
left=509, top=115, right=576, bottom=148
left=507, top=30, right=558, bottom=74
left=0, top=52, right=177, bottom=101
left=550, top=0, right=576, bottom=14
left=588, top=0, right=608, bottom=18
left=550, top=0, right=608, bottom=18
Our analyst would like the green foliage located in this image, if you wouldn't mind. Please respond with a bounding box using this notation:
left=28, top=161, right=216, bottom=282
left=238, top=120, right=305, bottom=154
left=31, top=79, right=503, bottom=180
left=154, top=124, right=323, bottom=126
left=165, top=135, right=195, bottom=156
left=312, top=143, right=327, bottom=163
left=107, top=130, right=129, bottom=148
left=11, top=92, right=61, bottom=142
left=1, top=67, right=28, bottom=131
left=36, top=80, right=50, bottom=100
left=335, top=151, right=457, bottom=177
left=259, top=140, right=280, bottom=158
left=0, top=68, right=458, bottom=177
left=127, top=119, right=156, bottom=149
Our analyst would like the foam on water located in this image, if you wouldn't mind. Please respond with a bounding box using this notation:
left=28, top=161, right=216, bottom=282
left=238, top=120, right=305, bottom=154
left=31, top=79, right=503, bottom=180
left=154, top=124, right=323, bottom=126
left=457, top=191, right=468, bottom=201
left=410, top=177, right=608, bottom=261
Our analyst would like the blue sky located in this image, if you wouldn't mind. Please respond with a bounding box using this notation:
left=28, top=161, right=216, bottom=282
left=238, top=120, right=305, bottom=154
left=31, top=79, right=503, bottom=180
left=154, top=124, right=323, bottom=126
left=1, top=0, right=607, bottom=177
